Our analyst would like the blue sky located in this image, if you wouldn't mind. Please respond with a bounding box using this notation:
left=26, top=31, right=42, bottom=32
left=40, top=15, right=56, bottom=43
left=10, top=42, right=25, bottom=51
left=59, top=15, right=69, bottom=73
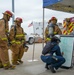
left=0, top=0, right=74, bottom=34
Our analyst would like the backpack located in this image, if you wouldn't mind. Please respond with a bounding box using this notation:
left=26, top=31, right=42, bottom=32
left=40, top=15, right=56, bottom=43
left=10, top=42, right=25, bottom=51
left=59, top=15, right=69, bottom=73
left=42, top=41, right=57, bottom=55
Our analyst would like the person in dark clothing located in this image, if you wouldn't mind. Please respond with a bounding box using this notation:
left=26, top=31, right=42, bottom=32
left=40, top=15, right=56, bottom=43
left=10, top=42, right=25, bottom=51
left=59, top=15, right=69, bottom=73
left=41, top=36, right=65, bottom=73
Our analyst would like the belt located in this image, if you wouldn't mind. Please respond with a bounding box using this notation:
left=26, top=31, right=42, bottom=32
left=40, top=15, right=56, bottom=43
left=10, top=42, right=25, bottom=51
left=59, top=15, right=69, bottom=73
left=42, top=54, right=51, bottom=56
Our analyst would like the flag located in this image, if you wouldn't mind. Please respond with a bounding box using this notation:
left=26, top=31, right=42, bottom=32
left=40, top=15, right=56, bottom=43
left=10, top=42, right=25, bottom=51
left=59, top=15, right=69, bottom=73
left=43, top=0, right=62, bottom=8
left=28, top=22, right=33, bottom=27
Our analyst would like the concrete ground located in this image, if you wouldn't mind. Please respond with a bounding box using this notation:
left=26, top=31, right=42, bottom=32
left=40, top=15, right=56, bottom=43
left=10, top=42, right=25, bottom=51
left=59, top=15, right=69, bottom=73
left=0, top=43, right=74, bottom=75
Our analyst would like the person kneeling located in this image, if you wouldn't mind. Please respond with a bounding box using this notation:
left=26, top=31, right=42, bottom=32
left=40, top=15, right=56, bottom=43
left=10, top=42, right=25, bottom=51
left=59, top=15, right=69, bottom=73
left=40, top=35, right=65, bottom=73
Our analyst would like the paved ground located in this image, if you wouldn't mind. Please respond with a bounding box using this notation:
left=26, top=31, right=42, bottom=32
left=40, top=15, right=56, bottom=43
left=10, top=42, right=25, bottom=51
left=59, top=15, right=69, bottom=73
left=0, top=43, right=74, bottom=75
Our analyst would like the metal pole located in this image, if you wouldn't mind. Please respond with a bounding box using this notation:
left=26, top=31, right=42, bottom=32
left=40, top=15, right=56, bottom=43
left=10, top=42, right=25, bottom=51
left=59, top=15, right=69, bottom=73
left=42, top=8, right=45, bottom=48
left=32, top=22, right=35, bottom=61
left=12, top=0, right=15, bottom=24
left=32, top=22, right=38, bottom=62
left=32, top=37, right=35, bottom=61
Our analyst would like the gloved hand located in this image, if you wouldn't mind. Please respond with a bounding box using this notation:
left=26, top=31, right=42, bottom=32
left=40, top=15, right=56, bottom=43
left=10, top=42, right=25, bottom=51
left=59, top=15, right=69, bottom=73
left=62, top=52, right=64, bottom=56
left=24, top=45, right=29, bottom=52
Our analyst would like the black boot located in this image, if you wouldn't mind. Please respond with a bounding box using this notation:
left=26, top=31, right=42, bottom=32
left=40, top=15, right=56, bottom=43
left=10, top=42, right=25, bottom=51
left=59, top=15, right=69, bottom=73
left=50, top=66, right=56, bottom=73
left=45, top=64, right=50, bottom=70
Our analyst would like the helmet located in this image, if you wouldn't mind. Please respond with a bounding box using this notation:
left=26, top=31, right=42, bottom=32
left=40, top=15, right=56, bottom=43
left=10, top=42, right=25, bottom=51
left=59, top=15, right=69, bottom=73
left=3, top=10, right=13, bottom=17
left=51, top=17, right=57, bottom=21
left=14, top=17, right=23, bottom=23
left=55, top=35, right=61, bottom=40
left=51, top=35, right=61, bottom=42
left=65, top=18, right=70, bottom=22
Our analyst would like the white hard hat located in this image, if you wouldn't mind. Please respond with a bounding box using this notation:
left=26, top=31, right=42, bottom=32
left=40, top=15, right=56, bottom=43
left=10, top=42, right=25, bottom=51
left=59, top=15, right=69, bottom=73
left=55, top=35, right=61, bottom=40
left=51, top=35, right=61, bottom=42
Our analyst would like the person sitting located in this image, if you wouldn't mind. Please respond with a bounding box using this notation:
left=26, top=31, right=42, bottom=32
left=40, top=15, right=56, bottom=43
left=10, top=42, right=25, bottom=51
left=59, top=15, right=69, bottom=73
left=40, top=35, right=65, bottom=73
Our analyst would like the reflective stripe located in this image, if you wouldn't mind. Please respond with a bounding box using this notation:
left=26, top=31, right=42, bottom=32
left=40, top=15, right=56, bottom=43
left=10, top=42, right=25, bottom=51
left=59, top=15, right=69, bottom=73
left=1, top=38, right=8, bottom=41
left=54, top=32, right=57, bottom=34
left=15, top=41, right=21, bottom=44
left=3, top=64, right=8, bottom=67
left=63, top=22, right=74, bottom=35
left=0, top=36, right=8, bottom=40
left=22, top=40, right=25, bottom=43
left=63, top=30, right=67, bottom=35
left=15, top=34, right=24, bottom=38
left=46, top=38, right=51, bottom=41
left=11, top=40, right=21, bottom=44
left=11, top=40, right=16, bottom=44
left=5, top=30, right=9, bottom=32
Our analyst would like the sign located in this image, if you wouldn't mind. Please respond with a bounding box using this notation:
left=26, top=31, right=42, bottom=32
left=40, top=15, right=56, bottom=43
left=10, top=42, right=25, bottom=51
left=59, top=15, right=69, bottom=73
left=59, top=36, right=74, bottom=67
